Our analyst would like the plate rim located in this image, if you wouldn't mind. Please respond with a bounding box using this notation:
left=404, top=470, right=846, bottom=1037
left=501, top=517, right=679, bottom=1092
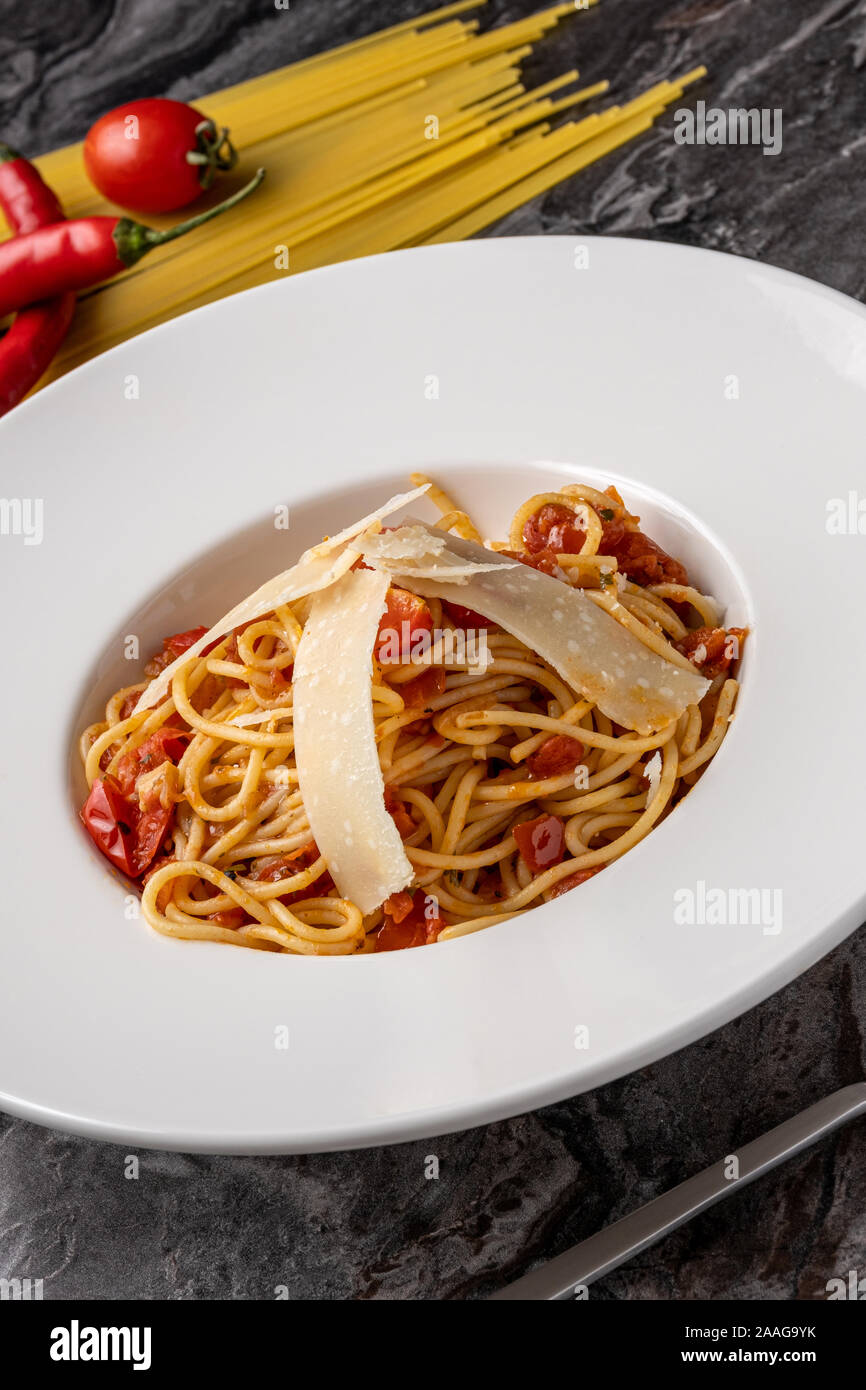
left=1, top=234, right=865, bottom=1152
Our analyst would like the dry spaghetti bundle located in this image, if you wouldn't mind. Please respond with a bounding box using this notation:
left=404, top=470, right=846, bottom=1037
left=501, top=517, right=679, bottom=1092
left=9, top=0, right=705, bottom=384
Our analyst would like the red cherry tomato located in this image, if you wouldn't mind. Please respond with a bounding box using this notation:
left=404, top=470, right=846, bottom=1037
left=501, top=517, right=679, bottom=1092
left=81, top=773, right=175, bottom=879
left=80, top=776, right=137, bottom=876
left=83, top=99, right=237, bottom=215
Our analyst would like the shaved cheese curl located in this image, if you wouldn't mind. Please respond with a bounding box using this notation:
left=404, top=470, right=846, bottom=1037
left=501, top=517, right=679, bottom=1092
left=134, top=484, right=429, bottom=714
left=293, top=569, right=414, bottom=914
left=385, top=524, right=710, bottom=735
left=360, top=524, right=517, bottom=582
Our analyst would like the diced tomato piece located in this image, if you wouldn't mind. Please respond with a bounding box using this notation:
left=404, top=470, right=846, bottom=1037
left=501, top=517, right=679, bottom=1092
left=605, top=528, right=688, bottom=587
left=513, top=813, right=566, bottom=873
left=118, top=691, right=140, bottom=721
left=383, top=890, right=415, bottom=924
left=376, top=588, right=433, bottom=662
left=676, top=626, right=745, bottom=679
left=267, top=665, right=291, bottom=694
left=548, top=867, right=601, bottom=899
left=208, top=908, right=247, bottom=927
left=384, top=787, right=416, bottom=839
left=114, top=727, right=189, bottom=798
left=474, top=866, right=504, bottom=901
left=133, top=776, right=174, bottom=877
left=523, top=504, right=626, bottom=556
left=143, top=625, right=208, bottom=677
left=400, top=666, right=446, bottom=710
left=442, top=599, right=498, bottom=630
left=523, top=503, right=582, bottom=554
left=141, top=854, right=177, bottom=911
left=165, top=626, right=208, bottom=659
left=190, top=673, right=223, bottom=712
left=287, top=840, right=320, bottom=867
left=521, top=500, right=687, bottom=588
left=376, top=890, right=445, bottom=951
left=222, top=623, right=253, bottom=687
left=248, top=841, right=320, bottom=882
left=250, top=842, right=334, bottom=903
left=81, top=776, right=138, bottom=876
left=284, top=871, right=335, bottom=904
left=526, top=735, right=585, bottom=779
left=81, top=771, right=173, bottom=880
left=248, top=858, right=298, bottom=884
left=500, top=547, right=563, bottom=577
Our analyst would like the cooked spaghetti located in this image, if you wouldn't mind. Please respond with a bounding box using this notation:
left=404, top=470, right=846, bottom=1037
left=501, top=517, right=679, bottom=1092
left=78, top=477, right=746, bottom=955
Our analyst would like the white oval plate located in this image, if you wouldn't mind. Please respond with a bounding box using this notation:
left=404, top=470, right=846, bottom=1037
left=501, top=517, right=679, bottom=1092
left=1, top=238, right=864, bottom=1153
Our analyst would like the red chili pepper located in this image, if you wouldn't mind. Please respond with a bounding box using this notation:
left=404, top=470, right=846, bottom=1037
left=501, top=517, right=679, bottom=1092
left=0, top=143, right=75, bottom=418
left=0, top=142, right=64, bottom=232
left=0, top=167, right=264, bottom=319
left=0, top=296, right=76, bottom=416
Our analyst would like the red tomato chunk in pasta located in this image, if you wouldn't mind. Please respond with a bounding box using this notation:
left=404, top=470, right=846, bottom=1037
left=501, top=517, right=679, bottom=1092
left=547, top=867, right=601, bottom=899
left=513, top=813, right=566, bottom=873
left=375, top=588, right=433, bottom=661
left=377, top=890, right=445, bottom=950
left=676, top=625, right=745, bottom=679
left=526, top=735, right=585, bottom=779
left=81, top=774, right=173, bottom=878
left=522, top=500, right=688, bottom=587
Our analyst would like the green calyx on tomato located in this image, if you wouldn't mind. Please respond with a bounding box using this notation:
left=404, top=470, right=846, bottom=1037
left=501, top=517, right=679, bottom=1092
left=184, top=119, right=238, bottom=189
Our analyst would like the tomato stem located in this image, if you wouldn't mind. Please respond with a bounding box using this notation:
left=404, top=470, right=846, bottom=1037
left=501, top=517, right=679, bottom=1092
left=113, top=167, right=265, bottom=266
left=185, top=119, right=238, bottom=190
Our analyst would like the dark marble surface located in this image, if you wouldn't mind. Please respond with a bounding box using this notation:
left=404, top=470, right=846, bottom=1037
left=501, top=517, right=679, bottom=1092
left=2, top=0, right=865, bottom=1301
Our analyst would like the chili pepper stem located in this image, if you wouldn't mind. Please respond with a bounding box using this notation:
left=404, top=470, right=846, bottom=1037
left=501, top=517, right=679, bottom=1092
left=113, top=167, right=265, bottom=267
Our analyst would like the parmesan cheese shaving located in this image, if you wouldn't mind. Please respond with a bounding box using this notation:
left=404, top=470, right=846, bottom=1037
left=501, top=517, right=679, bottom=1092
left=386, top=525, right=710, bottom=735
left=359, top=524, right=447, bottom=561
left=305, top=484, right=430, bottom=559
left=134, top=485, right=429, bottom=714
left=359, top=523, right=517, bottom=582
left=292, top=569, right=413, bottom=914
